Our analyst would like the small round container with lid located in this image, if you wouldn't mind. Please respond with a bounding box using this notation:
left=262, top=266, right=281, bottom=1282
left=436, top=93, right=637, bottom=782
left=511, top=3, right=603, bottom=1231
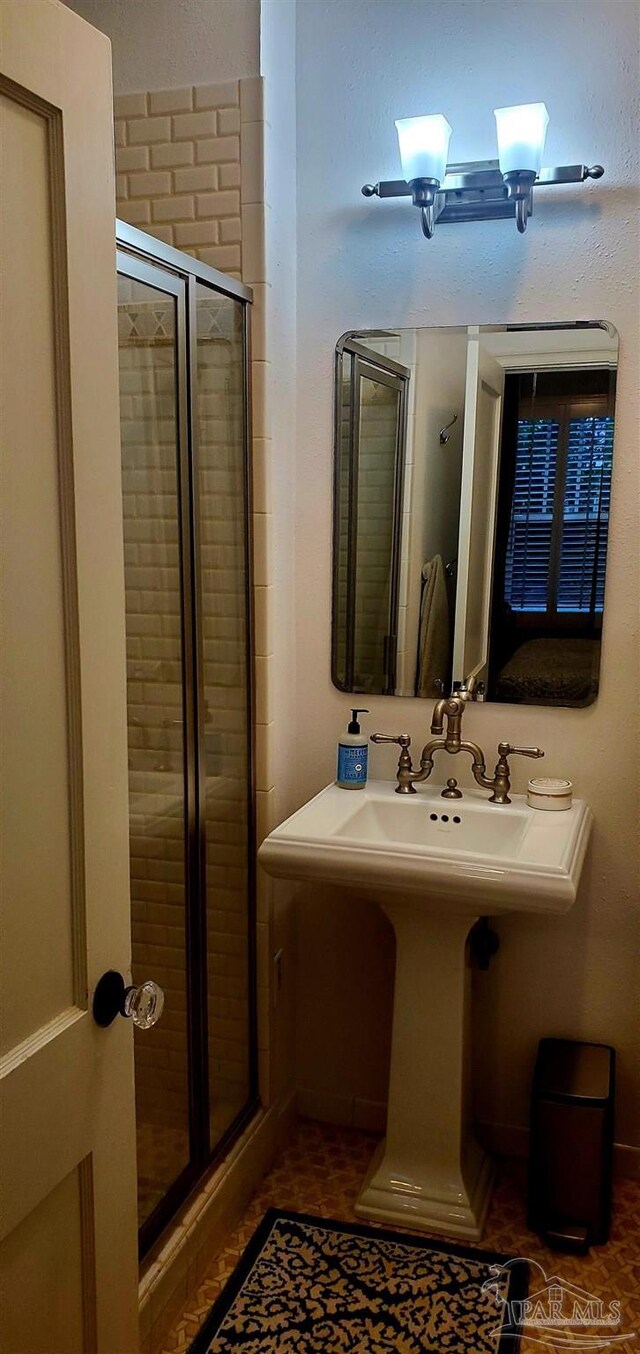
left=527, top=777, right=573, bottom=811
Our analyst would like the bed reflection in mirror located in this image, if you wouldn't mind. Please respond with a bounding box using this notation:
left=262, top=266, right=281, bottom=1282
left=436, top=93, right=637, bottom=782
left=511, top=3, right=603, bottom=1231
left=332, top=323, right=617, bottom=707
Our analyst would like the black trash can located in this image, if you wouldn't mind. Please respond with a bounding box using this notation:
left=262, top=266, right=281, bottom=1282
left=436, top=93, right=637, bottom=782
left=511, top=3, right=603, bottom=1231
left=528, top=1037, right=615, bottom=1250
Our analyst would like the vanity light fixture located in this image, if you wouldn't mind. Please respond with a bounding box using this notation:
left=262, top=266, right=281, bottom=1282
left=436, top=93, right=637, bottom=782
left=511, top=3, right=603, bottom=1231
left=362, top=103, right=604, bottom=238
left=394, top=114, right=452, bottom=239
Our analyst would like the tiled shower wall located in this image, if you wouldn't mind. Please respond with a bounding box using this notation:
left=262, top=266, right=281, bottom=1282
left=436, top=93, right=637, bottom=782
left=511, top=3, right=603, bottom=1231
left=114, top=80, right=273, bottom=1123
left=116, top=83, right=243, bottom=277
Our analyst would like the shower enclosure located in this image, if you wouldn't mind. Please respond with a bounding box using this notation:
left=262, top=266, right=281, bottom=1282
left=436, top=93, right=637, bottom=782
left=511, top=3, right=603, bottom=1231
left=116, top=223, right=257, bottom=1256
left=333, top=336, right=409, bottom=695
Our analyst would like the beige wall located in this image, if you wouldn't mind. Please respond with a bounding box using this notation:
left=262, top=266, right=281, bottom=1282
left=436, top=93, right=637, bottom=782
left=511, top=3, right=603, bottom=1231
left=254, top=0, right=298, bottom=1116
left=62, top=0, right=260, bottom=92
left=293, top=0, right=640, bottom=1160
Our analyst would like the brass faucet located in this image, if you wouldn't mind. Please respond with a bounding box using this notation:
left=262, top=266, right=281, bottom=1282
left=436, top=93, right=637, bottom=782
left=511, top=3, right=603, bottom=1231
left=371, top=692, right=544, bottom=805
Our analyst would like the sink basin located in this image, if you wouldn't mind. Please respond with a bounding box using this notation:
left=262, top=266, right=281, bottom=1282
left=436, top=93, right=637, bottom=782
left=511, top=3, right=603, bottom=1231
left=260, top=777, right=592, bottom=1241
left=259, top=779, right=592, bottom=914
left=334, top=794, right=527, bottom=852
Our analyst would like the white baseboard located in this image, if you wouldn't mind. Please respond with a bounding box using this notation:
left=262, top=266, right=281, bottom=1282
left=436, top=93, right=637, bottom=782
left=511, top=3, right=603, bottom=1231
left=297, top=1087, right=353, bottom=1126
left=614, top=1142, right=640, bottom=1179
left=478, top=1120, right=640, bottom=1180
left=297, top=1088, right=386, bottom=1134
left=297, top=1096, right=640, bottom=1182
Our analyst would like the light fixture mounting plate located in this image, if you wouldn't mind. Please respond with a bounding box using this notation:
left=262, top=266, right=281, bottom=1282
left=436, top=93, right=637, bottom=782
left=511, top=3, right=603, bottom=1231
left=362, top=160, right=604, bottom=232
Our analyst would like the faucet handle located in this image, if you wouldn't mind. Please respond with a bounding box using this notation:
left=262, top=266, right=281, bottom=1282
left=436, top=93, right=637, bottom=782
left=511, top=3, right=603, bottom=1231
left=497, top=743, right=544, bottom=760
left=370, top=733, right=411, bottom=748
left=370, top=733, right=416, bottom=795
left=489, top=743, right=544, bottom=805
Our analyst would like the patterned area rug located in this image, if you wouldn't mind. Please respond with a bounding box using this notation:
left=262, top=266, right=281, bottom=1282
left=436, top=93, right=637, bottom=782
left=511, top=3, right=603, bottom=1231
left=188, top=1209, right=528, bottom=1352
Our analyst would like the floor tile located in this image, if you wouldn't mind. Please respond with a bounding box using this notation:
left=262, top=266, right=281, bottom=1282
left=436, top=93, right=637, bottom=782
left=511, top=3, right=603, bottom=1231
left=159, top=1119, right=640, bottom=1353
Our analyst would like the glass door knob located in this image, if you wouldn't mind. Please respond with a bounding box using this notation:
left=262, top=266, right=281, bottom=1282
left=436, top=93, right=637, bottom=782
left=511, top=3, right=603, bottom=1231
left=93, top=970, right=165, bottom=1029
left=122, top=979, right=164, bottom=1029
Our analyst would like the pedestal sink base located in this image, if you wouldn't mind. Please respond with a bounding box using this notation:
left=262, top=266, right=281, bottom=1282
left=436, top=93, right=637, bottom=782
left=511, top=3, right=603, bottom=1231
left=355, top=1138, right=495, bottom=1241
left=353, top=904, right=494, bottom=1241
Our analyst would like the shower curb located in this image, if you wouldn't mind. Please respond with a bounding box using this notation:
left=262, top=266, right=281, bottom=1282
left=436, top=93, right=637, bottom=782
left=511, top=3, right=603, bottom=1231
left=140, top=1089, right=297, bottom=1354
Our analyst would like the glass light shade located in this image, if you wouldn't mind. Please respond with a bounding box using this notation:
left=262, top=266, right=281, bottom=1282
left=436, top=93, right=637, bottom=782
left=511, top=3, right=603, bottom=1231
left=395, top=114, right=452, bottom=185
left=494, top=102, right=549, bottom=175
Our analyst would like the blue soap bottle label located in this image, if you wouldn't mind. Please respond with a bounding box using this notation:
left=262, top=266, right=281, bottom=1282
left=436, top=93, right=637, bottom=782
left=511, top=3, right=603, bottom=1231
left=337, top=743, right=368, bottom=784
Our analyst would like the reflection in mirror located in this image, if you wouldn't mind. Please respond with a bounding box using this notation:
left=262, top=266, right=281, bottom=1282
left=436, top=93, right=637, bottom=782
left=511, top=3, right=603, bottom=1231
left=332, top=323, right=617, bottom=706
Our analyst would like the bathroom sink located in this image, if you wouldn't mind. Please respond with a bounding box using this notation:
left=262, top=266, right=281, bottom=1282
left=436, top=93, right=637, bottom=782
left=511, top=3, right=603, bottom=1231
left=259, top=778, right=592, bottom=914
left=260, top=777, right=592, bottom=1242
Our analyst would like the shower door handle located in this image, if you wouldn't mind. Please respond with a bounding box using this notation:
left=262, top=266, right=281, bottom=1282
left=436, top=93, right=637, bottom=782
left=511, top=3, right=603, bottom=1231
left=92, top=970, right=165, bottom=1029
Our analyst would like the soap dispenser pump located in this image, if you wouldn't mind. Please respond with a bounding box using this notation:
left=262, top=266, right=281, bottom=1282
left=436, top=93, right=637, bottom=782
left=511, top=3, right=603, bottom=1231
left=336, top=709, right=369, bottom=789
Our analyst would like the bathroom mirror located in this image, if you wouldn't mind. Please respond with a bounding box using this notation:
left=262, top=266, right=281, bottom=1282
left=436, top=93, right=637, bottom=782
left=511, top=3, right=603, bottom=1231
left=332, top=322, right=617, bottom=705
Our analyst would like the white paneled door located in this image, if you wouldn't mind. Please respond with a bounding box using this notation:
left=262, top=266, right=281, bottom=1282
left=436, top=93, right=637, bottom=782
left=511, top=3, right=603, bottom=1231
left=0, top=3, right=138, bottom=1350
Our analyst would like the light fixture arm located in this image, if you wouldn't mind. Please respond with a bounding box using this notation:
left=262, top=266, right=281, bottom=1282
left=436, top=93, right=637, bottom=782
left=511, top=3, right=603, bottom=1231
left=421, top=205, right=435, bottom=239
left=405, top=176, right=441, bottom=238
left=361, top=161, right=604, bottom=238
left=502, top=168, right=537, bottom=234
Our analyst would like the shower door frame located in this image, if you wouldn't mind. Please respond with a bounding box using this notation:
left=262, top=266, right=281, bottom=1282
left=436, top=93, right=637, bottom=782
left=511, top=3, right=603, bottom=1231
left=116, top=223, right=258, bottom=1259
left=332, top=336, right=410, bottom=695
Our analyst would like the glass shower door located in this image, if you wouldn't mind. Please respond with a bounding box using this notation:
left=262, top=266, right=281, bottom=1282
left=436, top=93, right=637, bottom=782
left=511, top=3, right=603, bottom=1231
left=194, top=285, right=254, bottom=1146
left=116, top=229, right=257, bottom=1257
left=117, top=270, right=192, bottom=1231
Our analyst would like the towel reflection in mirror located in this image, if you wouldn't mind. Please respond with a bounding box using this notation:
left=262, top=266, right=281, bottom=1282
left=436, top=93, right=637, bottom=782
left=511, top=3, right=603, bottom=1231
left=417, top=555, right=450, bottom=698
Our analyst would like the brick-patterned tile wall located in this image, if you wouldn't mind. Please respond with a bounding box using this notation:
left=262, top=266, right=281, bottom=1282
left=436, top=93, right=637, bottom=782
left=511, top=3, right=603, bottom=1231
left=115, top=84, right=243, bottom=279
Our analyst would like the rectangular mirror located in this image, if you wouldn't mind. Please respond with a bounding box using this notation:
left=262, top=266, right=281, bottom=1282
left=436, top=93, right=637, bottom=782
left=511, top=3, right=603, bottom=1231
left=332, top=322, right=617, bottom=706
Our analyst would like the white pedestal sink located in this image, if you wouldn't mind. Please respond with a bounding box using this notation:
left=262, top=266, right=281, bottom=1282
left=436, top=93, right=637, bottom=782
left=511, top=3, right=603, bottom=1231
left=259, top=779, right=592, bottom=1239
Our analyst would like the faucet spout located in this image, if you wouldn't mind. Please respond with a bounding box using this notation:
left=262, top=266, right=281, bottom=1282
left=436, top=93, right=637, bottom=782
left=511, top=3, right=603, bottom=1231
left=429, top=696, right=466, bottom=747
left=430, top=698, right=448, bottom=736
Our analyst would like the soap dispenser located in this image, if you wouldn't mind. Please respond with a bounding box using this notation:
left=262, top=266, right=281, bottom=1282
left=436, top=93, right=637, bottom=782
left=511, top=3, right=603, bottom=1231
left=336, top=709, right=369, bottom=789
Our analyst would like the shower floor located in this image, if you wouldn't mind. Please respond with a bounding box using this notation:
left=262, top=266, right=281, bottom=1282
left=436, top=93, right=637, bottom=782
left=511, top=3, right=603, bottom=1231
left=137, top=1120, right=190, bottom=1225
left=137, top=1101, right=246, bottom=1227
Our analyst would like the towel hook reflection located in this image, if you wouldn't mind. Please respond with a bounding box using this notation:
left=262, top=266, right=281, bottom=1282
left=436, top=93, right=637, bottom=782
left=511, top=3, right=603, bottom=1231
left=439, top=413, right=458, bottom=445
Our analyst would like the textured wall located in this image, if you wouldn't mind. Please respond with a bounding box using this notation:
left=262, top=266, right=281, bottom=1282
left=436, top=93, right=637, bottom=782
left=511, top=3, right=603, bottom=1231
left=62, top=0, right=259, bottom=92
left=293, top=0, right=640, bottom=1154
left=255, top=0, right=298, bottom=1114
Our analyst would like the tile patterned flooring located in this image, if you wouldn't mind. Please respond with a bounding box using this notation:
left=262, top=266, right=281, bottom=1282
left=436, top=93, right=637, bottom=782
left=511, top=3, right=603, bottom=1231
left=138, top=1120, right=190, bottom=1226
left=138, top=1102, right=243, bottom=1227
left=160, top=1119, right=640, bottom=1353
